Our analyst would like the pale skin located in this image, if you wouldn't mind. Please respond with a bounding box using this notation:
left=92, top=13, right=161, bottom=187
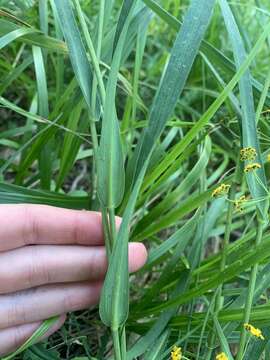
left=0, top=204, right=148, bottom=356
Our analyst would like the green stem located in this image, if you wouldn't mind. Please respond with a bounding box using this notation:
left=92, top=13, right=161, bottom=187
left=206, top=157, right=241, bottom=359
left=236, top=217, right=264, bottom=360
left=112, top=329, right=122, bottom=360
left=216, top=158, right=241, bottom=310
left=91, top=0, right=105, bottom=116
left=121, top=326, right=127, bottom=360
left=89, top=118, right=99, bottom=203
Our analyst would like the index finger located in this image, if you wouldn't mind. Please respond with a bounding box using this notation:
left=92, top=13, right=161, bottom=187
left=0, top=204, right=112, bottom=251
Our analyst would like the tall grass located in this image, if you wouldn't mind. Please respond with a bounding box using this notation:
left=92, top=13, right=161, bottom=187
left=1, top=0, right=270, bottom=359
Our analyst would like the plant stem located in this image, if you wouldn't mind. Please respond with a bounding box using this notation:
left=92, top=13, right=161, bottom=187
left=216, top=158, right=241, bottom=310
left=236, top=216, right=264, bottom=360
left=112, top=329, right=122, bottom=360
left=91, top=0, right=105, bottom=117
left=89, top=118, right=99, bottom=203
left=121, top=326, right=127, bottom=360
left=206, top=156, right=241, bottom=359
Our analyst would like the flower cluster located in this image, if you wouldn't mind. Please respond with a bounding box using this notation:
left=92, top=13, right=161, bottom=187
left=234, top=195, right=247, bottom=213
left=171, top=345, right=182, bottom=360
left=216, top=352, right=228, bottom=360
left=244, top=163, right=261, bottom=173
left=240, top=147, right=257, bottom=161
left=244, top=323, right=265, bottom=340
left=212, top=184, right=231, bottom=198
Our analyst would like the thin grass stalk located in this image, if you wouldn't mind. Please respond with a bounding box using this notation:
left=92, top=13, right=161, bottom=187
left=217, top=156, right=241, bottom=310
left=73, top=1, right=106, bottom=205
left=91, top=0, right=105, bottom=116
left=108, top=206, right=123, bottom=356
left=255, top=64, right=270, bottom=124
left=121, top=327, right=127, bottom=359
left=236, top=215, right=265, bottom=360
left=206, top=156, right=240, bottom=359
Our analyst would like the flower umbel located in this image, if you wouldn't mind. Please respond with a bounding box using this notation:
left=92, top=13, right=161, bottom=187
left=244, top=323, right=265, bottom=340
left=240, top=147, right=257, bottom=161
left=212, top=184, right=231, bottom=198
left=234, top=195, right=247, bottom=213
left=244, top=163, right=261, bottom=173
left=171, top=345, right=182, bottom=360
left=216, top=352, right=228, bottom=360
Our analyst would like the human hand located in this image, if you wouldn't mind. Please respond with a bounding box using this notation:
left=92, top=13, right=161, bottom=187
left=0, top=204, right=147, bottom=356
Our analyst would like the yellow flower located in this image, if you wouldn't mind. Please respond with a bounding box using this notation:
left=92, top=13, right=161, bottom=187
left=234, top=195, right=247, bottom=213
left=244, top=163, right=261, bottom=173
left=171, top=345, right=182, bottom=360
left=212, top=183, right=231, bottom=198
left=240, top=147, right=257, bottom=161
left=244, top=323, right=265, bottom=340
left=216, top=352, right=228, bottom=360
left=267, top=153, right=270, bottom=162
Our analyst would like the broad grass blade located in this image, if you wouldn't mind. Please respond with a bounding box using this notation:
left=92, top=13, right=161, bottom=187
left=127, top=0, right=215, bottom=186
left=97, top=1, right=136, bottom=208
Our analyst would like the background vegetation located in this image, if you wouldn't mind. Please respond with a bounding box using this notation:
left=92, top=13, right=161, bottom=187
left=1, top=0, right=270, bottom=359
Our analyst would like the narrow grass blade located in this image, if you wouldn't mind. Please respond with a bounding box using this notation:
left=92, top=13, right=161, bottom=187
left=133, top=19, right=270, bottom=207
left=145, top=211, right=199, bottom=268
left=219, top=0, right=268, bottom=216
left=0, top=27, right=36, bottom=49
left=0, top=19, right=67, bottom=53
left=54, top=0, right=93, bottom=110
left=2, top=317, right=59, bottom=360
left=0, top=182, right=88, bottom=209
left=213, top=316, right=234, bottom=360
left=113, top=0, right=134, bottom=54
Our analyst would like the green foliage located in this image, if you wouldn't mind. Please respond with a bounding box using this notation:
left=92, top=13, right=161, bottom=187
left=1, top=0, right=270, bottom=359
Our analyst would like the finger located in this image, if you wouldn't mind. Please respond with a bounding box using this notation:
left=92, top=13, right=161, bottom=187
left=0, top=282, right=101, bottom=329
left=0, top=242, right=147, bottom=293
left=0, top=204, right=121, bottom=251
left=0, top=315, right=66, bottom=357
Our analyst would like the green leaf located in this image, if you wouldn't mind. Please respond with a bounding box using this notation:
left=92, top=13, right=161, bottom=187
left=144, top=236, right=270, bottom=314
left=0, top=19, right=67, bottom=53
left=127, top=0, right=216, bottom=186
left=54, top=0, right=93, bottom=110
left=99, top=158, right=147, bottom=329
left=145, top=211, right=199, bottom=268
left=0, top=182, right=88, bottom=209
left=97, top=1, right=136, bottom=208
left=0, top=27, right=36, bottom=49
left=213, top=316, right=234, bottom=360
left=56, top=101, right=84, bottom=189
left=2, top=317, right=60, bottom=360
